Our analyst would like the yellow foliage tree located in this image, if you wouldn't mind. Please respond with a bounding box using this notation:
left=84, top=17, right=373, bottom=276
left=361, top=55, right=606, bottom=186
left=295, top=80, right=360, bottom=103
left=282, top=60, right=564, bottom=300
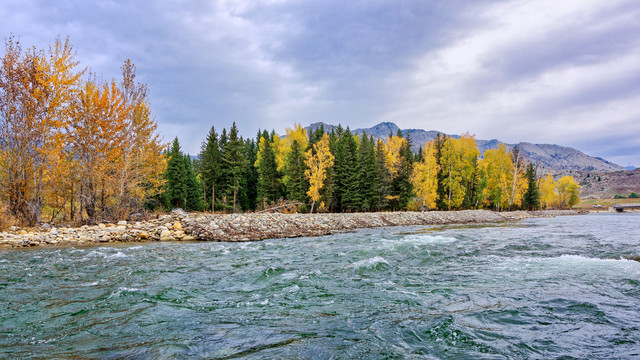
left=440, top=137, right=465, bottom=209
left=304, top=134, right=334, bottom=213
left=384, top=135, right=406, bottom=177
left=480, top=144, right=513, bottom=210
left=0, top=36, right=82, bottom=224
left=410, top=141, right=440, bottom=210
left=508, top=146, right=528, bottom=209
left=276, top=123, right=308, bottom=171
left=555, top=176, right=580, bottom=209
left=538, top=174, right=556, bottom=209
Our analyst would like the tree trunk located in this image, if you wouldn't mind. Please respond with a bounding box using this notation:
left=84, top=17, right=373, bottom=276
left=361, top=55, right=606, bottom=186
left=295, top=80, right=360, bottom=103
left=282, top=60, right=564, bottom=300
left=212, top=185, right=215, bottom=213
left=310, top=200, right=315, bottom=214
left=233, top=190, right=237, bottom=213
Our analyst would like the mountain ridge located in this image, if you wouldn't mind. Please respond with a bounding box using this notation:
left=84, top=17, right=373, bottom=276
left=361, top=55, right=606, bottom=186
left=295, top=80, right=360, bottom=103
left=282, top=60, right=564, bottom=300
left=305, top=122, right=624, bottom=173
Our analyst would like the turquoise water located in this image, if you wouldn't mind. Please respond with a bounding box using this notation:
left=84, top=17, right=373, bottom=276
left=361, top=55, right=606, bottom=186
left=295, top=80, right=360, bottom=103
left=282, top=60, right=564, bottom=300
left=1, top=213, right=639, bottom=359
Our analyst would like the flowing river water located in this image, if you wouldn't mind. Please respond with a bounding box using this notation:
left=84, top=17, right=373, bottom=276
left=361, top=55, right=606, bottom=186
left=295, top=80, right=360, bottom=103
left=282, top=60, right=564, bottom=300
left=1, top=213, right=639, bottom=359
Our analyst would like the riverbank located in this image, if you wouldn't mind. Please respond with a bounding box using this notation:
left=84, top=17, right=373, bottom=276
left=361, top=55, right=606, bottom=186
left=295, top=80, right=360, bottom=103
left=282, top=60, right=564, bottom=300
left=0, top=209, right=584, bottom=248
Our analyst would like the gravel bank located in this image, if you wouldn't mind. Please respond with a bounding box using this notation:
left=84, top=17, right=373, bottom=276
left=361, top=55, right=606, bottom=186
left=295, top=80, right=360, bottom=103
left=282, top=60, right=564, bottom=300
left=0, top=209, right=583, bottom=248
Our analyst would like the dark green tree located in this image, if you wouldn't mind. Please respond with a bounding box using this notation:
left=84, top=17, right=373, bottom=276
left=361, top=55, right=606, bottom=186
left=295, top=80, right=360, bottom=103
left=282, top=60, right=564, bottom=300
left=522, top=162, right=540, bottom=210
left=244, top=136, right=259, bottom=211
left=256, top=130, right=280, bottom=207
left=336, top=128, right=360, bottom=212
left=221, top=123, right=247, bottom=212
left=434, top=133, right=447, bottom=210
left=393, top=131, right=414, bottom=210
left=284, top=139, right=308, bottom=204
left=164, top=138, right=201, bottom=211
left=198, top=126, right=221, bottom=212
left=375, top=138, right=392, bottom=210
left=357, top=133, right=378, bottom=211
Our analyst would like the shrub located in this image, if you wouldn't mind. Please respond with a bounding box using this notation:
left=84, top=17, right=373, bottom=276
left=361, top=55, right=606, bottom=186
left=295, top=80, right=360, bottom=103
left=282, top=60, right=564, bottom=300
left=0, top=203, right=18, bottom=231
left=630, top=192, right=639, bottom=199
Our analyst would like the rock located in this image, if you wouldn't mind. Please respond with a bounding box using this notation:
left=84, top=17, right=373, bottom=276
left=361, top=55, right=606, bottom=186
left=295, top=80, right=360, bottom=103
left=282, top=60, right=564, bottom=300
left=170, top=208, right=188, bottom=219
left=139, top=231, right=149, bottom=240
left=98, top=223, right=106, bottom=229
left=128, top=213, right=143, bottom=221
left=182, top=235, right=195, bottom=241
left=117, top=220, right=127, bottom=226
left=160, top=229, right=172, bottom=238
left=19, top=230, right=27, bottom=235
left=160, top=236, right=175, bottom=241
left=173, top=222, right=183, bottom=230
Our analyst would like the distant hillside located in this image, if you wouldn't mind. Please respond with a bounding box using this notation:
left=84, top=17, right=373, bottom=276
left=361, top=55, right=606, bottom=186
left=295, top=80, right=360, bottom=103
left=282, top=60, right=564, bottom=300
left=305, top=122, right=625, bottom=173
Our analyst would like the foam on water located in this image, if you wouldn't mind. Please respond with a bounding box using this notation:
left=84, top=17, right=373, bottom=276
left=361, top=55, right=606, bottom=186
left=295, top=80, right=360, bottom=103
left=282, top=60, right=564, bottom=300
left=350, top=256, right=389, bottom=269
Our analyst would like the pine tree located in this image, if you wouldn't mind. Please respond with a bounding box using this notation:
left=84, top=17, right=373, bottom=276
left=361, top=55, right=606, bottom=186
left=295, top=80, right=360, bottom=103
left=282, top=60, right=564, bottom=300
left=183, top=155, right=202, bottom=211
left=433, top=134, right=447, bottom=210
left=336, top=128, right=360, bottom=212
left=284, top=139, right=308, bottom=204
left=221, top=123, right=247, bottom=212
left=375, top=139, right=392, bottom=210
left=357, top=133, right=378, bottom=211
left=396, top=132, right=414, bottom=209
left=256, top=130, right=280, bottom=207
left=522, top=162, right=540, bottom=210
left=198, top=126, right=221, bottom=212
left=165, top=138, right=188, bottom=209
left=244, top=137, right=258, bottom=211
left=331, top=126, right=345, bottom=211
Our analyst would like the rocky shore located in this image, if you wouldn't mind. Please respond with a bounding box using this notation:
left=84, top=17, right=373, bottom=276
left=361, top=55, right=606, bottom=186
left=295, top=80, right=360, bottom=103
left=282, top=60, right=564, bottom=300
left=0, top=209, right=583, bottom=248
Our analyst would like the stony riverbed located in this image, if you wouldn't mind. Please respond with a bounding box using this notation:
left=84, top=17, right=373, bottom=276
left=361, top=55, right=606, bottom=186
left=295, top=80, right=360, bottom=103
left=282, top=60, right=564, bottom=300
left=0, top=209, right=582, bottom=248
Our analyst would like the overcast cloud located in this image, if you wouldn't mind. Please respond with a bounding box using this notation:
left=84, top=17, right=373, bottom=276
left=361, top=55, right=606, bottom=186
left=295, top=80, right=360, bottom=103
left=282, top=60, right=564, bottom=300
left=1, top=0, right=638, bottom=166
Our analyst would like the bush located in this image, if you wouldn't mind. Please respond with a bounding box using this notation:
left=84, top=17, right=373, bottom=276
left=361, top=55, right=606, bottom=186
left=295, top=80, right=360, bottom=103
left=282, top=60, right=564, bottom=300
left=0, top=203, right=18, bottom=231
left=630, top=192, right=639, bottom=199
left=614, top=194, right=626, bottom=199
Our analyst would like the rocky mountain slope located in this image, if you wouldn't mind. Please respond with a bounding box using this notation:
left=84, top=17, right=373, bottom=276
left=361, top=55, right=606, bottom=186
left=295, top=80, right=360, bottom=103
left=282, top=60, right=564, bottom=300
left=306, top=122, right=625, bottom=173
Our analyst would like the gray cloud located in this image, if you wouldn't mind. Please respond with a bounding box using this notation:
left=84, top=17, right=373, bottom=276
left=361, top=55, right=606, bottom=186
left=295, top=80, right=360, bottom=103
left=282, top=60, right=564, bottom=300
left=1, top=0, right=638, bottom=166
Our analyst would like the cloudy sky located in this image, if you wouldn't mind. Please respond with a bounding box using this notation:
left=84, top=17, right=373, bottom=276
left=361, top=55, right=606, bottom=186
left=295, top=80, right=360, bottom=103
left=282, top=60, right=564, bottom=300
left=2, top=0, right=639, bottom=166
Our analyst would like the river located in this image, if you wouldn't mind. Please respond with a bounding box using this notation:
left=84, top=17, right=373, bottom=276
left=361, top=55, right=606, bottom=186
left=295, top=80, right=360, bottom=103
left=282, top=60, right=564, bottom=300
left=1, top=213, right=639, bottom=358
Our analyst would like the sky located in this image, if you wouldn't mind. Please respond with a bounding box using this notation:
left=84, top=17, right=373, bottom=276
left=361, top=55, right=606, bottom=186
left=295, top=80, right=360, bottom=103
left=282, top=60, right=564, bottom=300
left=1, top=0, right=639, bottom=167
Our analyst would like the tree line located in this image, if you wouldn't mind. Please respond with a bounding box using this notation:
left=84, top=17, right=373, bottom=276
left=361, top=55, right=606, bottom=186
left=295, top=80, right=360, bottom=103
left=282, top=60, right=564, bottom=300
left=0, top=37, right=166, bottom=226
left=162, top=123, right=581, bottom=213
left=1, top=37, right=580, bottom=227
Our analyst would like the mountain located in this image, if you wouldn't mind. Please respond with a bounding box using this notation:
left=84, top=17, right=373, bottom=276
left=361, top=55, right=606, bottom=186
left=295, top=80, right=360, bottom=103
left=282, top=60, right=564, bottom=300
left=305, top=122, right=625, bottom=173
left=625, top=166, right=637, bottom=171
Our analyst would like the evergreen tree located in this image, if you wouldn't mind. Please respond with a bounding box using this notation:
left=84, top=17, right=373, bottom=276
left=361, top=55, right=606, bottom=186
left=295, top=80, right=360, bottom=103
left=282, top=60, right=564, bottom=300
left=284, top=139, right=308, bottom=204
left=522, top=162, right=540, bottom=210
left=331, top=127, right=345, bottom=211
left=164, top=138, right=201, bottom=211
left=165, top=138, right=187, bottom=209
left=183, top=155, right=203, bottom=211
left=221, top=123, right=247, bottom=212
left=336, top=128, right=360, bottom=212
left=244, top=137, right=258, bottom=211
left=375, top=138, right=392, bottom=210
left=256, top=130, right=280, bottom=207
left=395, top=131, right=414, bottom=209
left=198, top=126, right=221, bottom=212
left=434, top=134, right=447, bottom=210
left=357, top=133, right=378, bottom=211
